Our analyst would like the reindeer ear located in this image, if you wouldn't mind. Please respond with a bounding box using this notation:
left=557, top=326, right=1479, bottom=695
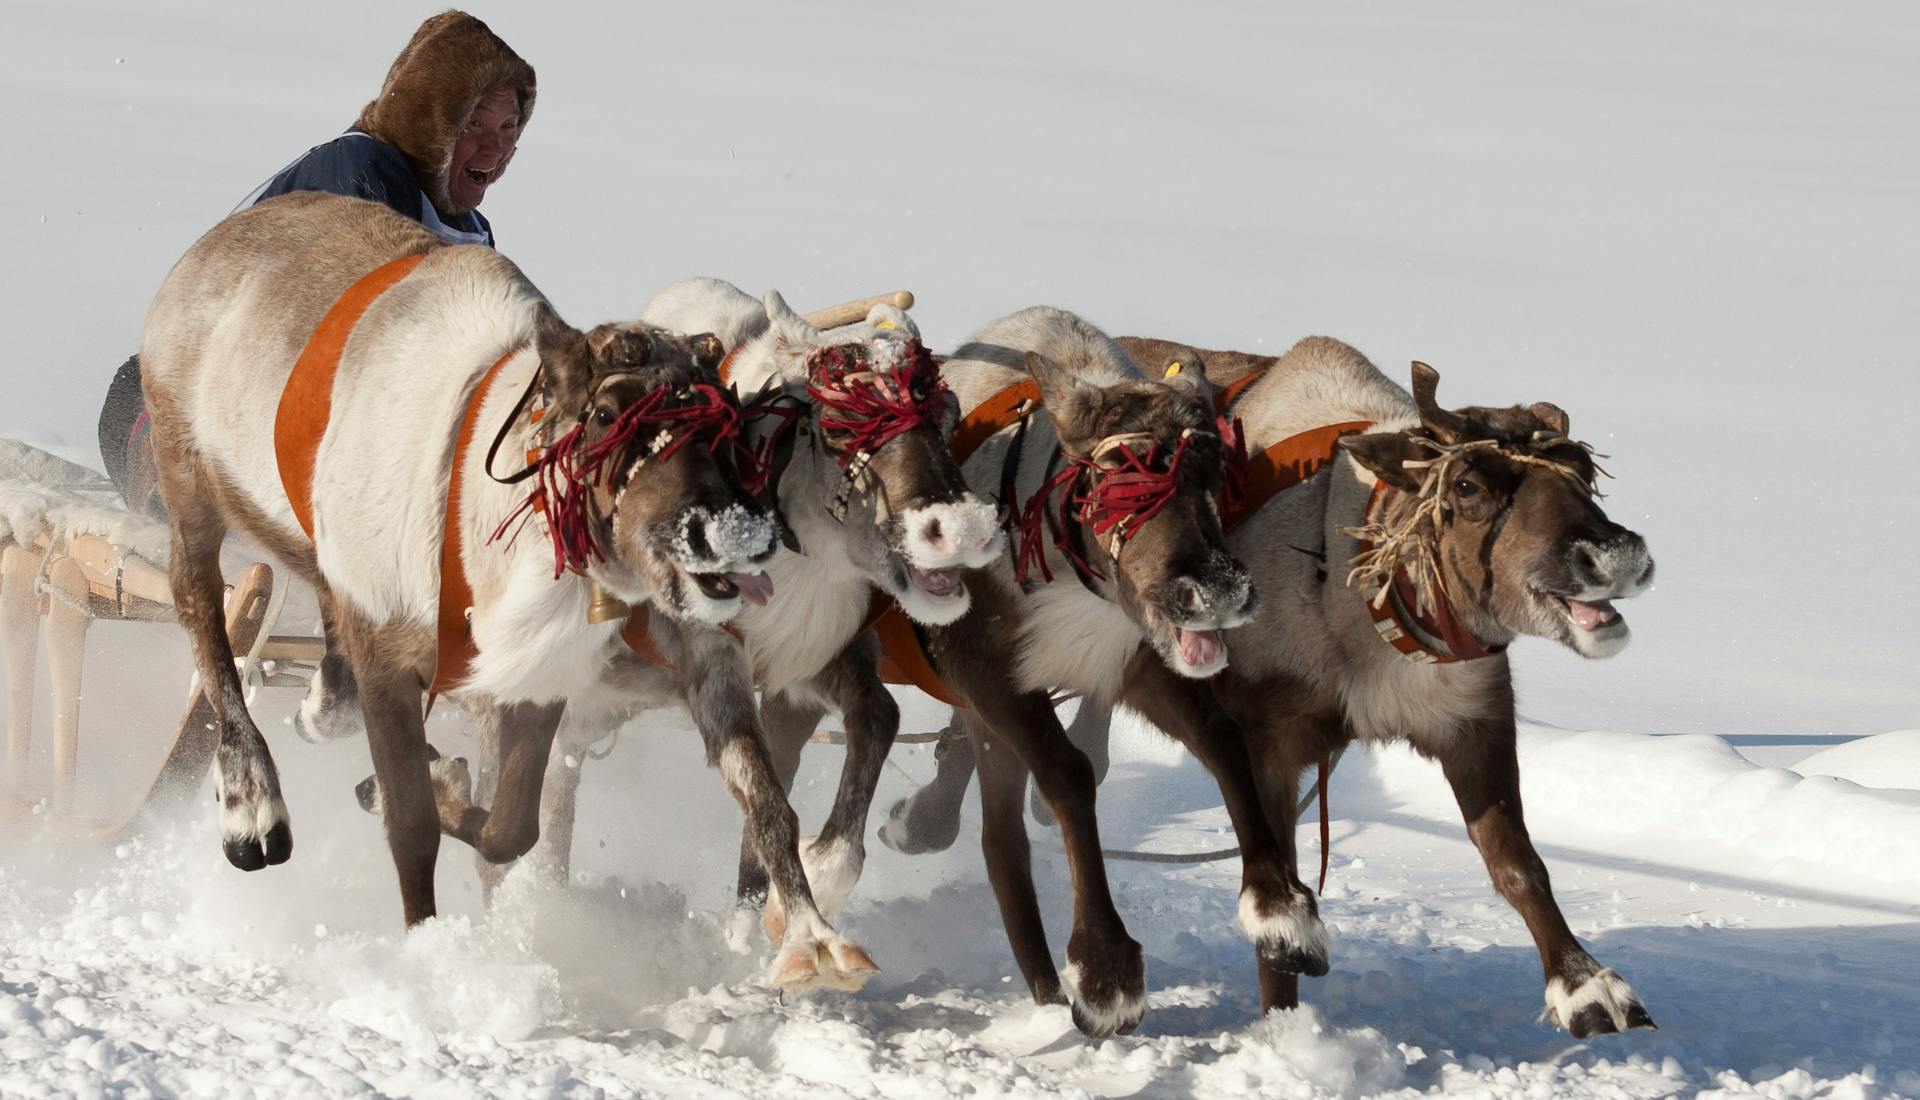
left=1342, top=430, right=1427, bottom=492
left=1529, top=401, right=1570, bottom=436
left=1410, top=361, right=1467, bottom=442
left=1156, top=352, right=1212, bottom=398
left=1026, top=351, right=1106, bottom=447
left=762, top=289, right=819, bottom=341
left=533, top=301, right=592, bottom=412
left=689, top=332, right=726, bottom=373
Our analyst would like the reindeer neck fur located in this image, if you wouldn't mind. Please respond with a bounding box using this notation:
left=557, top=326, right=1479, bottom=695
left=700, top=322, right=890, bottom=695
left=449, top=344, right=638, bottom=705
left=943, top=307, right=1147, bottom=701
left=1222, top=336, right=1510, bottom=744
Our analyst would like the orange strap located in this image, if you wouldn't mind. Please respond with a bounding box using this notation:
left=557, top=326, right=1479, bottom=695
left=429, top=348, right=524, bottom=693
left=275, top=253, right=428, bottom=539
left=1221, top=420, right=1374, bottom=532
left=866, top=591, right=968, bottom=708
left=951, top=379, right=1040, bottom=465
left=1212, top=370, right=1264, bottom=414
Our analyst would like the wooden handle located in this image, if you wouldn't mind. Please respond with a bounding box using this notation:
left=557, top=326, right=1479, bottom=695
left=802, top=290, right=915, bottom=331
left=63, top=533, right=174, bottom=609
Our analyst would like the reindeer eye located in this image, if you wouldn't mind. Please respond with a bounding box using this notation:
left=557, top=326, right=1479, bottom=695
left=595, top=407, right=616, bottom=427
left=1452, top=477, right=1481, bottom=498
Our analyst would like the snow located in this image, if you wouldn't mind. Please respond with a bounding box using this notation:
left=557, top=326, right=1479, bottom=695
left=3, top=0, right=1918, bottom=1097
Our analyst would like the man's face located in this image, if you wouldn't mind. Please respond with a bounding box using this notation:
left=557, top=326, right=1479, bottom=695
left=447, top=87, right=521, bottom=213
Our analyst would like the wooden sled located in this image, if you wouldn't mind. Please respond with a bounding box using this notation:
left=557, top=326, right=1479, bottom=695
left=0, top=528, right=315, bottom=835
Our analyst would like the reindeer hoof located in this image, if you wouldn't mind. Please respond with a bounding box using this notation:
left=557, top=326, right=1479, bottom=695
left=771, top=936, right=880, bottom=996
left=877, top=794, right=958, bottom=855
left=222, top=820, right=291, bottom=872
left=1547, top=966, right=1655, bottom=1038
left=354, top=774, right=381, bottom=815
left=1240, top=887, right=1331, bottom=976
left=762, top=892, right=788, bottom=945
left=1061, top=945, right=1147, bottom=1038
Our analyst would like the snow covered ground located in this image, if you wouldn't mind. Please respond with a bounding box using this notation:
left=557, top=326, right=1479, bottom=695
left=3, top=1, right=1917, bottom=1097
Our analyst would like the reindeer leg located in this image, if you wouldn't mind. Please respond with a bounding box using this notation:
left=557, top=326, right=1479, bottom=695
left=962, top=684, right=1145, bottom=1037
left=530, top=711, right=583, bottom=886
left=968, top=712, right=1064, bottom=1004
left=2, top=543, right=44, bottom=796
left=335, top=608, right=444, bottom=926
left=293, top=590, right=362, bottom=744
left=740, top=689, right=819, bottom=928
left=877, top=709, right=973, bottom=854
left=763, top=633, right=896, bottom=943
left=1427, top=716, right=1655, bottom=1038
left=680, top=625, right=876, bottom=994
left=156, top=453, right=290, bottom=872
left=1122, top=655, right=1330, bottom=987
left=1030, top=697, right=1112, bottom=827
left=467, top=702, right=510, bottom=904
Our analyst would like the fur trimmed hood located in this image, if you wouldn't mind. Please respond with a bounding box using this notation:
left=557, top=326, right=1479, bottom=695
left=355, top=10, right=535, bottom=217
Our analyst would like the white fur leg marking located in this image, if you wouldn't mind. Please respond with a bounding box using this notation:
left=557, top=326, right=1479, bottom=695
left=215, top=754, right=288, bottom=845
left=294, top=677, right=364, bottom=744
left=1545, top=968, right=1644, bottom=1033
left=799, top=836, right=864, bottom=922
left=1060, top=960, right=1149, bottom=1036
left=1237, top=886, right=1331, bottom=963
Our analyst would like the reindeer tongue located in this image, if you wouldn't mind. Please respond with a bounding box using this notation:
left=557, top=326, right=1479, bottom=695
left=729, top=572, right=774, bottom=607
left=1176, top=627, right=1222, bottom=668
left=1564, top=598, right=1619, bottom=631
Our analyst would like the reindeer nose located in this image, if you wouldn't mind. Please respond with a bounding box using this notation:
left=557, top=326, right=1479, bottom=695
left=919, top=516, right=947, bottom=554
left=1169, top=577, right=1210, bottom=618
left=1569, top=534, right=1653, bottom=595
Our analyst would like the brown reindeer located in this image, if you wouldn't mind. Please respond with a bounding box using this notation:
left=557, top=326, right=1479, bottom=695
left=138, top=194, right=873, bottom=989
left=885, top=334, right=1659, bottom=1037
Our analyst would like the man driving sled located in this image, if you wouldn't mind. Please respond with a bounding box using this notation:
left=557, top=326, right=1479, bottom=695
left=96, top=10, right=534, bottom=515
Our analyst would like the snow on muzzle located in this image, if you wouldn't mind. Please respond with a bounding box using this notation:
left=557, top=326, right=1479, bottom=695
left=893, top=496, right=1003, bottom=623
left=674, top=502, right=777, bottom=611
left=1157, top=556, right=1256, bottom=678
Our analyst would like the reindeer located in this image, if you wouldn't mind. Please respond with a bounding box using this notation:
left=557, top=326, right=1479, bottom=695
left=885, top=334, right=1659, bottom=1037
left=140, top=193, right=871, bottom=992
left=449, top=278, right=1003, bottom=990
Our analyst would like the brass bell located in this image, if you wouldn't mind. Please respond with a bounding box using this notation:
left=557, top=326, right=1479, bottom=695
left=585, top=581, right=629, bottom=624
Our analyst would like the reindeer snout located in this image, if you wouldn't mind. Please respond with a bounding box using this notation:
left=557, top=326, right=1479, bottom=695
left=679, top=502, right=777, bottom=568
left=1568, top=534, right=1653, bottom=598
left=902, top=497, right=1002, bottom=568
left=1167, top=556, right=1257, bottom=628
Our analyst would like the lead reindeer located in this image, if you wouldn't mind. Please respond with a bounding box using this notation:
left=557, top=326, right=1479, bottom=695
left=141, top=193, right=872, bottom=991
left=889, top=334, right=1659, bottom=1037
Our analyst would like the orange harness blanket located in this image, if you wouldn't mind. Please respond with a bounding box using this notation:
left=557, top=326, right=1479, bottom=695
left=273, top=256, right=656, bottom=695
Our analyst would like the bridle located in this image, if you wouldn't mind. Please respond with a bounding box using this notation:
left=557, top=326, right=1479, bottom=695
left=483, top=365, right=764, bottom=578
left=1341, top=429, right=1607, bottom=619
left=1010, top=417, right=1246, bottom=590
left=799, top=338, right=952, bottom=525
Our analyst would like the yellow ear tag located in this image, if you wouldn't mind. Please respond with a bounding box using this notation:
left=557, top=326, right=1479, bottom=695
left=1164, top=361, right=1184, bottom=378
left=875, top=320, right=896, bottom=331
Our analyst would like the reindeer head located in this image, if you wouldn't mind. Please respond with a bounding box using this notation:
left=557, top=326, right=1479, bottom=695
left=760, top=291, right=1002, bottom=624
left=525, top=303, right=779, bottom=624
left=1342, top=363, right=1654, bottom=659
left=1026, top=352, right=1256, bottom=678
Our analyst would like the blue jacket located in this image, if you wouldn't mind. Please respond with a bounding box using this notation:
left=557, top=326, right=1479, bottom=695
left=241, top=129, right=496, bottom=247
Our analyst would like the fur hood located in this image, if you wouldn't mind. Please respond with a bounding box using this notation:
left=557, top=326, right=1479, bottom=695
left=355, top=10, right=535, bottom=217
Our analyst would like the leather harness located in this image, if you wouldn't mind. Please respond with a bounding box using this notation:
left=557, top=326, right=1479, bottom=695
left=274, top=255, right=657, bottom=696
